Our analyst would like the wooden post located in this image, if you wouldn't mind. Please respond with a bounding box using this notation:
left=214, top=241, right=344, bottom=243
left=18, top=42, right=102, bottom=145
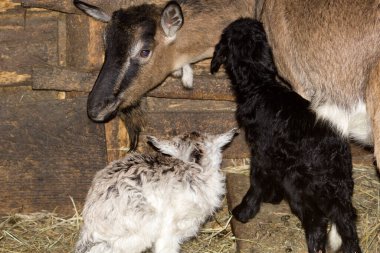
left=66, top=14, right=105, bottom=71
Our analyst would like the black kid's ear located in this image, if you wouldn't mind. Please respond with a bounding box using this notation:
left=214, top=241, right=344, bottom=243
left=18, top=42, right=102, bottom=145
left=210, top=41, right=227, bottom=74
left=73, top=0, right=111, bottom=23
left=161, top=1, right=184, bottom=38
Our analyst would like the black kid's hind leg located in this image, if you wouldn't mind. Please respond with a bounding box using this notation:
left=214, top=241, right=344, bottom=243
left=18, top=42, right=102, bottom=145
left=287, top=194, right=328, bottom=253
left=262, top=185, right=284, bottom=204
left=303, top=211, right=329, bottom=253
left=331, top=203, right=362, bottom=253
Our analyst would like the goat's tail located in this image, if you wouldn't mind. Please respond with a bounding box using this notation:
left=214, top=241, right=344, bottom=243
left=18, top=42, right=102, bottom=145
left=328, top=223, right=343, bottom=252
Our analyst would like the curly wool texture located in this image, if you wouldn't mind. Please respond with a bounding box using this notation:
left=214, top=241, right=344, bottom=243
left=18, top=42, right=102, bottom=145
left=75, top=130, right=236, bottom=253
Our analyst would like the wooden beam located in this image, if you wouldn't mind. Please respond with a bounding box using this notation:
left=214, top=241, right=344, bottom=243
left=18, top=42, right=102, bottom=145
left=148, top=74, right=235, bottom=101
left=21, top=0, right=168, bottom=14
left=0, top=8, right=59, bottom=86
left=66, top=14, right=105, bottom=71
left=32, top=66, right=97, bottom=92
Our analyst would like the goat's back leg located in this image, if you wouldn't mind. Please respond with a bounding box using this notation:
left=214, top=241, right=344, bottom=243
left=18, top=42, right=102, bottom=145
left=329, top=201, right=362, bottom=253
left=366, top=59, right=380, bottom=172
left=232, top=166, right=265, bottom=223
left=287, top=195, right=328, bottom=253
left=303, top=210, right=329, bottom=253
left=262, top=184, right=284, bottom=204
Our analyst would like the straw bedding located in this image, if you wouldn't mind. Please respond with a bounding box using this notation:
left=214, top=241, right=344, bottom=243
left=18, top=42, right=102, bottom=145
left=0, top=165, right=378, bottom=253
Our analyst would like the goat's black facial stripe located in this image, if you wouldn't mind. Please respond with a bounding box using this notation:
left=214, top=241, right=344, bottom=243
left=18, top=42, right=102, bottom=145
left=105, top=11, right=157, bottom=96
left=117, top=60, right=140, bottom=95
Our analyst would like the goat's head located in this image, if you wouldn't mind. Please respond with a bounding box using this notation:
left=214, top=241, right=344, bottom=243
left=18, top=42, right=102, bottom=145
left=74, top=0, right=185, bottom=122
left=147, top=128, right=238, bottom=166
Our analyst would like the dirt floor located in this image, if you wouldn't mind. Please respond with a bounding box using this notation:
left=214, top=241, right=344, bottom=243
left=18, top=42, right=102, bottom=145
left=0, top=164, right=378, bottom=253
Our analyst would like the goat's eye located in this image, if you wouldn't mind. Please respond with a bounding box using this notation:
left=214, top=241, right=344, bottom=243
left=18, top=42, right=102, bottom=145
left=140, top=49, right=151, bottom=58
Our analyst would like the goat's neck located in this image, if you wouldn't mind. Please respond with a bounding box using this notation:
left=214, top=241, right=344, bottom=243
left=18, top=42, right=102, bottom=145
left=172, top=0, right=254, bottom=68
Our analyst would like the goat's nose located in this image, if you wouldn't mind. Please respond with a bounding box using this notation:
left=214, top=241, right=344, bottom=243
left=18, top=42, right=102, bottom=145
left=87, top=98, right=119, bottom=122
left=87, top=106, right=106, bottom=122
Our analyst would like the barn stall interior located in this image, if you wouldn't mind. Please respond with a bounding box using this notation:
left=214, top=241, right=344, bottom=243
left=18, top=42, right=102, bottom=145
left=0, top=0, right=379, bottom=252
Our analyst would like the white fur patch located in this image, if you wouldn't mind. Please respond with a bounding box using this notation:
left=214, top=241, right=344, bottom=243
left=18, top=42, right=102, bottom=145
left=171, top=68, right=182, bottom=78
left=181, top=64, right=193, bottom=89
left=328, top=223, right=342, bottom=252
left=130, top=40, right=144, bottom=58
left=314, top=101, right=373, bottom=145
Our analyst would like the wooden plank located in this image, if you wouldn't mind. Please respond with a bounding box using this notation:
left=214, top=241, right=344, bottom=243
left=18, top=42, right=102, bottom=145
left=0, top=86, right=64, bottom=104
left=66, top=14, right=105, bottom=71
left=0, top=9, right=58, bottom=86
left=21, top=0, right=169, bottom=14
left=32, top=66, right=97, bottom=91
left=0, top=90, right=107, bottom=214
left=148, top=73, right=234, bottom=101
left=31, top=66, right=234, bottom=102
left=145, top=97, right=236, bottom=112
left=0, top=0, right=21, bottom=14
left=58, top=13, right=67, bottom=67
left=105, top=118, right=130, bottom=162
left=21, top=0, right=79, bottom=13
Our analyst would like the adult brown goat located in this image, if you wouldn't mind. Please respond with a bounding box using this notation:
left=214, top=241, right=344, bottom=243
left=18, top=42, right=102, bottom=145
left=74, top=0, right=380, bottom=170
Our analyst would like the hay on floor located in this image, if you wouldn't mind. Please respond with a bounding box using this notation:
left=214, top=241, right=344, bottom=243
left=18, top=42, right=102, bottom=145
left=0, top=164, right=378, bottom=253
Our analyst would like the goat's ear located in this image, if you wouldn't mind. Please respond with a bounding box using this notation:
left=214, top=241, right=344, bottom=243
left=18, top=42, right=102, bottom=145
left=210, top=41, right=227, bottom=74
left=161, top=1, right=184, bottom=38
left=213, top=128, right=239, bottom=149
left=74, top=0, right=111, bottom=23
left=147, top=136, right=179, bottom=157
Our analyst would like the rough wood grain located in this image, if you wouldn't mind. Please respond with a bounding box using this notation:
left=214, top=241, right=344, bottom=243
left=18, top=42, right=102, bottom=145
left=21, top=0, right=169, bottom=14
left=32, top=66, right=97, bottom=91
left=0, top=8, right=58, bottom=86
left=0, top=90, right=107, bottom=214
left=148, top=74, right=235, bottom=101
left=0, top=0, right=20, bottom=13
left=145, top=97, right=236, bottom=112
left=66, top=14, right=105, bottom=71
left=30, top=67, right=235, bottom=102
left=105, top=118, right=130, bottom=162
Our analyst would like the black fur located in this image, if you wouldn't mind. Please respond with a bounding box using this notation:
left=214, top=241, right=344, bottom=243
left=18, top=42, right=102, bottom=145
left=211, top=18, right=362, bottom=253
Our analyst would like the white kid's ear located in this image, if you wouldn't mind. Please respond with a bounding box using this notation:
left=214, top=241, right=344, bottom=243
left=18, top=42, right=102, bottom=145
left=160, top=1, right=184, bottom=38
left=74, top=0, right=111, bottom=23
left=213, top=128, right=239, bottom=149
left=147, top=136, right=179, bottom=157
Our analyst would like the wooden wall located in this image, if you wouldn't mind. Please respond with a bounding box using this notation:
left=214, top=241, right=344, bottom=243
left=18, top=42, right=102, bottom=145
left=0, top=1, right=249, bottom=214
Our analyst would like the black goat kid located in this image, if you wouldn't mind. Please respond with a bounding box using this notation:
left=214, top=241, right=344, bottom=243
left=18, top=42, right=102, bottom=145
left=211, top=18, right=361, bottom=253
